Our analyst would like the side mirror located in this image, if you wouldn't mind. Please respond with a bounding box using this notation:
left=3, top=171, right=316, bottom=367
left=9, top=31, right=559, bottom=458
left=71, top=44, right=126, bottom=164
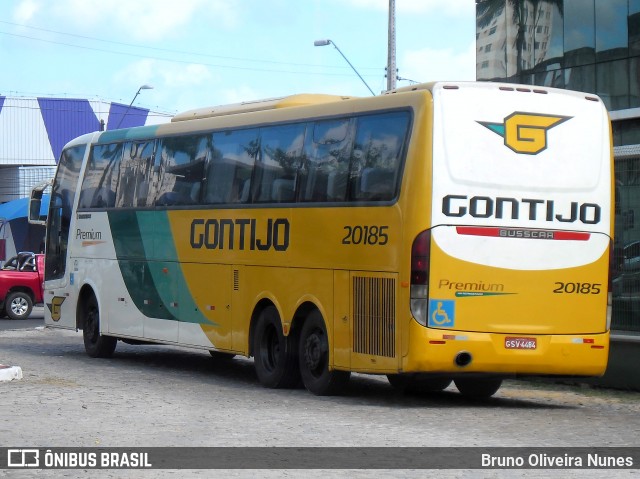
left=28, top=180, right=51, bottom=226
left=29, top=197, right=42, bottom=224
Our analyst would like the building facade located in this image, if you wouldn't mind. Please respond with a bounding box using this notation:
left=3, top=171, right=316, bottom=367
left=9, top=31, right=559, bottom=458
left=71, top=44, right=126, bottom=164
left=477, top=0, right=640, bottom=388
left=0, top=96, right=171, bottom=203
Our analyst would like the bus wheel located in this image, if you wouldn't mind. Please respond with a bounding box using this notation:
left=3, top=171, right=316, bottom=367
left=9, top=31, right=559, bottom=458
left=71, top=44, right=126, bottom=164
left=82, top=293, right=117, bottom=358
left=253, top=305, right=299, bottom=388
left=5, top=292, right=32, bottom=320
left=454, top=378, right=502, bottom=399
left=387, top=374, right=452, bottom=393
left=299, top=310, right=350, bottom=396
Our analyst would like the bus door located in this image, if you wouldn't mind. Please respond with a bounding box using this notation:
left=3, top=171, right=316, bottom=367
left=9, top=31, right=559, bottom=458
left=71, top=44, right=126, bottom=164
left=42, top=142, right=90, bottom=330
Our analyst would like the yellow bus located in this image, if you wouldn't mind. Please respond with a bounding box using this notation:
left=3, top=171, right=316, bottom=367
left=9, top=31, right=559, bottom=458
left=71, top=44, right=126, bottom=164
left=30, top=82, right=613, bottom=398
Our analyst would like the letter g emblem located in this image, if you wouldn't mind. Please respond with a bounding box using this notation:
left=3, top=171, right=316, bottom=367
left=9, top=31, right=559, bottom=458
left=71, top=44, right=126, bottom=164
left=479, top=112, right=571, bottom=155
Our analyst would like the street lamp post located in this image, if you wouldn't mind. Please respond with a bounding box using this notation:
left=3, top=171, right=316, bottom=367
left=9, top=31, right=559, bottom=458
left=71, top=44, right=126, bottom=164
left=387, top=0, right=397, bottom=91
left=115, top=84, right=153, bottom=129
left=314, top=39, right=376, bottom=96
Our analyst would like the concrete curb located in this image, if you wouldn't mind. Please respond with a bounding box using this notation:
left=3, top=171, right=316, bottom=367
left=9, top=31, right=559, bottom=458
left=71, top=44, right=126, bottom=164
left=0, top=364, right=23, bottom=381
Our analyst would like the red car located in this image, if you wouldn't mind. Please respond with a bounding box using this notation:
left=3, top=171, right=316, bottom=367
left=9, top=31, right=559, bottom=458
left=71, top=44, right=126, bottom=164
left=0, top=252, right=45, bottom=320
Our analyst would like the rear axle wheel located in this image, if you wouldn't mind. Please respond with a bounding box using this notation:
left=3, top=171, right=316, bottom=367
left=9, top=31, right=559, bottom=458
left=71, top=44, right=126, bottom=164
left=253, top=305, right=299, bottom=388
left=299, top=310, right=349, bottom=395
left=454, top=378, right=502, bottom=399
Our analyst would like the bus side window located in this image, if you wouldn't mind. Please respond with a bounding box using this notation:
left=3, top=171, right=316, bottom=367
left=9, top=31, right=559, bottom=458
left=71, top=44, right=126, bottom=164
left=205, top=129, right=258, bottom=204
left=78, top=143, right=122, bottom=209
left=116, top=141, right=155, bottom=208
left=155, top=135, right=208, bottom=206
left=135, top=141, right=156, bottom=207
left=352, top=112, right=410, bottom=201
left=301, top=118, right=353, bottom=203
left=255, top=123, right=305, bottom=203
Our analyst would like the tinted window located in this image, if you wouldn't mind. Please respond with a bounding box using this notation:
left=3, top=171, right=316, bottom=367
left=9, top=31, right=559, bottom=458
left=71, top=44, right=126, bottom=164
left=595, top=0, right=627, bottom=62
left=631, top=0, right=640, bottom=55
left=630, top=57, right=640, bottom=108
left=155, top=135, right=210, bottom=206
left=300, top=118, right=354, bottom=202
left=46, top=144, right=86, bottom=281
left=204, top=129, right=258, bottom=204
left=75, top=110, right=410, bottom=210
left=254, top=123, right=306, bottom=203
left=597, top=59, right=629, bottom=111
left=564, top=0, right=595, bottom=68
left=532, top=2, right=564, bottom=72
left=564, top=63, right=596, bottom=94
left=351, top=112, right=409, bottom=201
left=116, top=140, right=156, bottom=208
left=78, top=143, right=122, bottom=208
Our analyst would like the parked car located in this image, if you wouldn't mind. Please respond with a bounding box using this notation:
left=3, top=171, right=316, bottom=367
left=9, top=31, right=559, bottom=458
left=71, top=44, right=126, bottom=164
left=0, top=252, right=45, bottom=319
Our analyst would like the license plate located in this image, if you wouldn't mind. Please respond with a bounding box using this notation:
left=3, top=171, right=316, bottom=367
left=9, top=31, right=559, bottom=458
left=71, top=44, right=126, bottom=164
left=505, top=337, right=537, bottom=350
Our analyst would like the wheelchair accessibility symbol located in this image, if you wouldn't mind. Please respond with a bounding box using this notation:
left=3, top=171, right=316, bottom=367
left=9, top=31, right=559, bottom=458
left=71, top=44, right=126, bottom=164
left=428, top=299, right=455, bottom=328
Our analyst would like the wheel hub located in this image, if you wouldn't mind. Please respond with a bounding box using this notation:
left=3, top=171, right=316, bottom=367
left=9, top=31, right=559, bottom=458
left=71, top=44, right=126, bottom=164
left=11, top=298, right=28, bottom=316
left=304, top=333, right=323, bottom=371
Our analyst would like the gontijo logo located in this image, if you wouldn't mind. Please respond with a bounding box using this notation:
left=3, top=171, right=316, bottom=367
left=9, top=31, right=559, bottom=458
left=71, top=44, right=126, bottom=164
left=478, top=112, right=572, bottom=155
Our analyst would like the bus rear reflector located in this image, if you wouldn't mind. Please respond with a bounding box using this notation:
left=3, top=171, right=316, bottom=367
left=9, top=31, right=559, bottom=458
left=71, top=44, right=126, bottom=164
left=456, top=226, right=590, bottom=241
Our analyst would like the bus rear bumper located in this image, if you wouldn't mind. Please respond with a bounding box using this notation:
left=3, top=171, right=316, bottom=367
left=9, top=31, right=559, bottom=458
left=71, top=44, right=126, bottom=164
left=402, top=320, right=609, bottom=377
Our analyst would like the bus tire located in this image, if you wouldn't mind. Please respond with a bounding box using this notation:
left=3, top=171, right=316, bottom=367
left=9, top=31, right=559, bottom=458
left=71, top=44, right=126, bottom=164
left=454, top=377, right=502, bottom=399
left=253, top=305, right=300, bottom=388
left=5, top=291, right=32, bottom=320
left=82, top=293, right=117, bottom=358
left=387, top=374, right=452, bottom=393
left=299, top=310, right=350, bottom=396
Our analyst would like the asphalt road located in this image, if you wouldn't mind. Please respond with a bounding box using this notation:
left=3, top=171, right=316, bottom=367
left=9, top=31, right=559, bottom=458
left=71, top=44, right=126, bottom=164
left=1, top=325, right=639, bottom=478
left=0, top=305, right=44, bottom=331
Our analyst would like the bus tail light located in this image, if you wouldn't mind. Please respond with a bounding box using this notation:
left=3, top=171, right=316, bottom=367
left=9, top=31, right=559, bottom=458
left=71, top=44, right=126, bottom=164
left=410, top=230, right=431, bottom=326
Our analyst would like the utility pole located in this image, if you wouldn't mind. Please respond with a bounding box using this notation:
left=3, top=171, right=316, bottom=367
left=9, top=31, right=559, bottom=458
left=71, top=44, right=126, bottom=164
left=386, top=0, right=397, bottom=91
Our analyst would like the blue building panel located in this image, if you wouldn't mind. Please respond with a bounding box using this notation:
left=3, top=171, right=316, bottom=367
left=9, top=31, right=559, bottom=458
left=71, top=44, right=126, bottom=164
left=0, top=95, right=169, bottom=204
left=37, top=98, right=101, bottom=162
left=108, top=103, right=150, bottom=130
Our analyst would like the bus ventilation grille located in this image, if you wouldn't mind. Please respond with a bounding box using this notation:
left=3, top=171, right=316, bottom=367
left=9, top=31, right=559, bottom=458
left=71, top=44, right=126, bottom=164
left=233, top=270, right=240, bottom=291
left=353, top=276, right=396, bottom=358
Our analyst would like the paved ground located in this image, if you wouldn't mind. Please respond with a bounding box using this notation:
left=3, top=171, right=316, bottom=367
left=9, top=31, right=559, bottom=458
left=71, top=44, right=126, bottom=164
left=0, top=306, right=44, bottom=331
left=1, top=326, right=639, bottom=479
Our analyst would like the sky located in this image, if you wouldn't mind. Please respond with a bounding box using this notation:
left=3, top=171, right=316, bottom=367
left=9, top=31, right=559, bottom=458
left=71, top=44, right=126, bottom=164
left=0, top=0, right=476, bottom=117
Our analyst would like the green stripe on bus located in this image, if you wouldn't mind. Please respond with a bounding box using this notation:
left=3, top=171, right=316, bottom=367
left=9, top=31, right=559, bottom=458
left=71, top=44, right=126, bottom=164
left=108, top=210, right=217, bottom=326
left=97, top=125, right=161, bottom=144
left=108, top=210, right=176, bottom=320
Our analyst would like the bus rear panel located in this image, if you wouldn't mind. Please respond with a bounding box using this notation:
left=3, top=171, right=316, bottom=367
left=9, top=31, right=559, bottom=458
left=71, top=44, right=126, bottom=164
left=407, top=83, right=612, bottom=377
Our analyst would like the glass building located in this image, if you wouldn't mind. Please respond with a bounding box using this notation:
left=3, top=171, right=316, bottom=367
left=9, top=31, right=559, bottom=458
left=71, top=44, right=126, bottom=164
left=476, top=0, right=640, bottom=334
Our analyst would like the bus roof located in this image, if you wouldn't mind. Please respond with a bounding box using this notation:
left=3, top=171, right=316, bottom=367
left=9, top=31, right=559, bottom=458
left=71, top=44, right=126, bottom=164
left=172, top=93, right=354, bottom=122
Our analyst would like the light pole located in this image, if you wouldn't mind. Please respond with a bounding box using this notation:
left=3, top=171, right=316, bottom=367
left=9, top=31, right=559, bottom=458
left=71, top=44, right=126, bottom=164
left=387, top=0, right=397, bottom=91
left=314, top=39, right=376, bottom=96
left=115, top=84, right=153, bottom=129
